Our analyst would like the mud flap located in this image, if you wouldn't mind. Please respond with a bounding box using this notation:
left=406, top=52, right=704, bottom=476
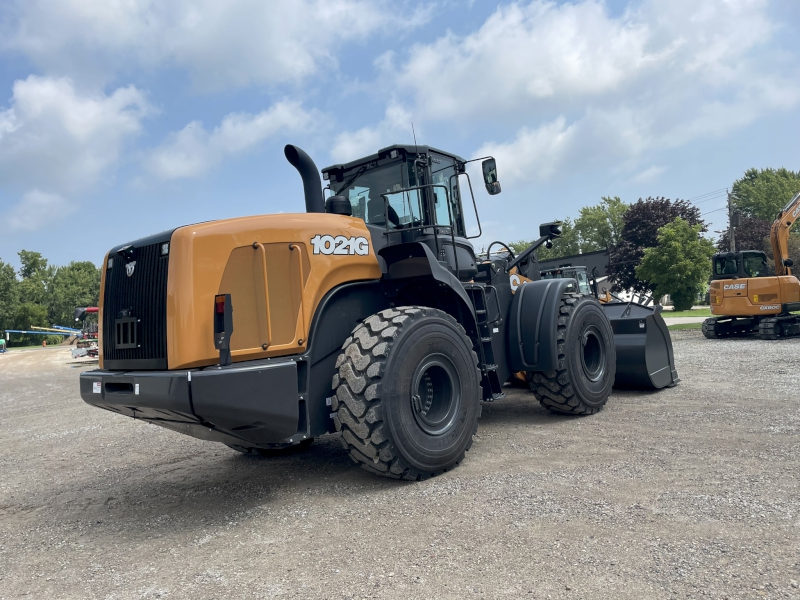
left=600, top=302, right=679, bottom=389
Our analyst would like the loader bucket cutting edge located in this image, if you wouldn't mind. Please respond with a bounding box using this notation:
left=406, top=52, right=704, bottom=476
left=600, top=302, right=679, bottom=389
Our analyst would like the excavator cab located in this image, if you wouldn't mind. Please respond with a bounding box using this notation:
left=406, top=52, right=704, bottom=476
left=711, top=251, right=769, bottom=280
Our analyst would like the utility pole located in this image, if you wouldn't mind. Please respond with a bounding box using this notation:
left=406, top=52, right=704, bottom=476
left=727, top=188, right=736, bottom=253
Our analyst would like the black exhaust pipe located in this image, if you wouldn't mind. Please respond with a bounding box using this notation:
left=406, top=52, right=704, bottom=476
left=284, top=144, right=324, bottom=214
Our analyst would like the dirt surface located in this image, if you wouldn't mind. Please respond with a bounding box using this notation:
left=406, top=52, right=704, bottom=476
left=1, top=334, right=799, bottom=599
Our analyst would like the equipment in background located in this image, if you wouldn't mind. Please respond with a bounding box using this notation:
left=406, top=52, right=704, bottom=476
left=703, top=192, right=800, bottom=340
left=80, top=142, right=678, bottom=481
left=74, top=307, right=99, bottom=343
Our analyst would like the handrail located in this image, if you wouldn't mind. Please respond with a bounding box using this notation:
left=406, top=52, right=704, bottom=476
left=253, top=242, right=273, bottom=349
left=289, top=243, right=306, bottom=343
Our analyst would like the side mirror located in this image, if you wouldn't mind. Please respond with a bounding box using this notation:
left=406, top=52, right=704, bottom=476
left=482, top=158, right=501, bottom=195
left=539, top=221, right=562, bottom=238
left=784, top=258, right=794, bottom=267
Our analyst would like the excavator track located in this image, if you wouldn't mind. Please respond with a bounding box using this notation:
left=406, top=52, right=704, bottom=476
left=702, top=317, right=759, bottom=339
left=758, top=315, right=800, bottom=340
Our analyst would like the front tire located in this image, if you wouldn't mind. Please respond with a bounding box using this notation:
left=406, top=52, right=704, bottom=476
left=530, top=294, right=616, bottom=415
left=332, top=307, right=481, bottom=480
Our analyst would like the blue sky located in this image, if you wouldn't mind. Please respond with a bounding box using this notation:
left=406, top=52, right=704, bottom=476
left=0, top=0, right=798, bottom=268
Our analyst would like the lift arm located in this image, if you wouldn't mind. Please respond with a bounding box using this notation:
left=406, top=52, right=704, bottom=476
left=770, top=191, right=800, bottom=277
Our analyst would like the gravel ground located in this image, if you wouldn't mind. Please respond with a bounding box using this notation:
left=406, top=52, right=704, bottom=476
left=0, top=332, right=799, bottom=600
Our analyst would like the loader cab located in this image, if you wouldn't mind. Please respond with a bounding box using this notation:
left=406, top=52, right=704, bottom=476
left=711, top=251, right=769, bottom=280
left=540, top=266, right=593, bottom=296
left=322, top=145, right=484, bottom=281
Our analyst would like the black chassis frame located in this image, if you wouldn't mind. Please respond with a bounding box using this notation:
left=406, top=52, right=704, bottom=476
left=80, top=243, right=573, bottom=449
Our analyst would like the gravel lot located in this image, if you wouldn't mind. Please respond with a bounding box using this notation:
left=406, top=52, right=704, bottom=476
left=1, top=332, right=799, bottom=599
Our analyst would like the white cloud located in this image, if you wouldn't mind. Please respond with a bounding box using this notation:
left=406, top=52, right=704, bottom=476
left=1, top=0, right=431, bottom=90
left=0, top=75, right=152, bottom=193
left=4, top=190, right=75, bottom=232
left=630, top=165, right=667, bottom=184
left=398, top=0, right=799, bottom=183
left=331, top=104, right=414, bottom=163
left=146, top=101, right=314, bottom=179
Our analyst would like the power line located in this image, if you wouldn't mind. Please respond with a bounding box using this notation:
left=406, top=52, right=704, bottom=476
left=685, top=187, right=728, bottom=202
left=689, top=192, right=727, bottom=205
left=701, top=207, right=727, bottom=216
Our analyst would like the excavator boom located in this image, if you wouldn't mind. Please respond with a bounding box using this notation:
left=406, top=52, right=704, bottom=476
left=771, top=191, right=800, bottom=276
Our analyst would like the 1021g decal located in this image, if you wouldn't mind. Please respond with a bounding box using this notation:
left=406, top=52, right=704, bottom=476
left=310, top=234, right=369, bottom=256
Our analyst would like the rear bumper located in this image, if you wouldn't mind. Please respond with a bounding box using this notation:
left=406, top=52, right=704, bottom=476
left=80, top=358, right=304, bottom=447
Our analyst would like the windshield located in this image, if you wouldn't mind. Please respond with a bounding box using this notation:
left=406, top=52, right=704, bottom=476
left=714, top=256, right=739, bottom=276
left=742, top=252, right=767, bottom=277
left=331, top=152, right=465, bottom=234
left=332, top=159, right=423, bottom=228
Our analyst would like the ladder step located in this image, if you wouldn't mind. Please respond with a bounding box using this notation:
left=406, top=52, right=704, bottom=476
left=481, top=337, right=492, bottom=342
left=476, top=309, right=486, bottom=315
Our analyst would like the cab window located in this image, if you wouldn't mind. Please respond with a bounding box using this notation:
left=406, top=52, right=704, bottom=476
left=429, top=152, right=463, bottom=235
left=742, top=253, right=767, bottom=277
left=335, top=159, right=421, bottom=229
left=714, top=257, right=738, bottom=276
left=575, top=271, right=591, bottom=295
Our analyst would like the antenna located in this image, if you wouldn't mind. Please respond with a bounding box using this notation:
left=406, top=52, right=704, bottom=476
left=411, top=122, right=418, bottom=156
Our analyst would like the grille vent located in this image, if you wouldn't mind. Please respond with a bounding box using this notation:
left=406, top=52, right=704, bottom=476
left=103, top=242, right=169, bottom=368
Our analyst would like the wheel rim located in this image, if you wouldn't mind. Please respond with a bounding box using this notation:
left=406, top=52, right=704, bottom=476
left=580, top=326, right=606, bottom=383
left=410, top=354, right=462, bottom=436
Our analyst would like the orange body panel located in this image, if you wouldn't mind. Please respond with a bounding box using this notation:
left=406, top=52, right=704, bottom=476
left=709, top=275, right=800, bottom=317
left=166, top=213, right=381, bottom=369
left=97, top=252, right=109, bottom=369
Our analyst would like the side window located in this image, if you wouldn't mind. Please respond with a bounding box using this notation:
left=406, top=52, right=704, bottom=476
left=431, top=171, right=453, bottom=226
left=576, top=271, right=590, bottom=295
left=429, top=153, right=460, bottom=232
left=348, top=186, right=369, bottom=221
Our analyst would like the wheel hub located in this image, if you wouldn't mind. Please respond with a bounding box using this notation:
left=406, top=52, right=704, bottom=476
left=410, top=354, right=461, bottom=436
left=580, top=326, right=606, bottom=383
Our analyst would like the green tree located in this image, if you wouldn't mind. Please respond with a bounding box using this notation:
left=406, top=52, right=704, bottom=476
left=575, top=196, right=628, bottom=252
left=48, top=261, right=101, bottom=326
left=17, top=250, right=55, bottom=306
left=14, top=302, right=49, bottom=330
left=731, top=167, right=800, bottom=221
left=636, top=218, right=715, bottom=311
left=608, top=197, right=705, bottom=294
left=0, top=260, right=19, bottom=331
left=18, top=250, right=49, bottom=279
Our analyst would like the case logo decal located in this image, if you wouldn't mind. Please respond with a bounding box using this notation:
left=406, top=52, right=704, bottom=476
left=310, top=235, right=369, bottom=256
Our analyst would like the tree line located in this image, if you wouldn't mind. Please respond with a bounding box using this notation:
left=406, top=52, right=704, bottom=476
left=0, top=251, right=101, bottom=347
left=509, top=167, right=800, bottom=311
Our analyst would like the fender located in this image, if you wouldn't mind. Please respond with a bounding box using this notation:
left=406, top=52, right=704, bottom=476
left=379, top=242, right=477, bottom=332
left=507, top=278, right=574, bottom=372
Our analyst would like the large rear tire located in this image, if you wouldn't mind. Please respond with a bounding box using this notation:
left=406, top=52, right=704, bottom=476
left=332, top=307, right=481, bottom=480
left=529, top=294, right=616, bottom=415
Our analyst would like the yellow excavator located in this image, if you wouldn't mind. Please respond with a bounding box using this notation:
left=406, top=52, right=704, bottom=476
left=703, top=192, right=800, bottom=339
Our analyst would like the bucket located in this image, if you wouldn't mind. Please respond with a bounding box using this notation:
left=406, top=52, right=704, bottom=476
left=600, top=301, right=679, bottom=389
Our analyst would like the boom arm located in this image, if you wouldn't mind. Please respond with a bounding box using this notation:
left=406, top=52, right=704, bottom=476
left=770, top=191, right=800, bottom=276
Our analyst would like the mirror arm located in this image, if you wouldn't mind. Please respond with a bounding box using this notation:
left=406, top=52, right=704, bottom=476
left=506, top=234, right=553, bottom=273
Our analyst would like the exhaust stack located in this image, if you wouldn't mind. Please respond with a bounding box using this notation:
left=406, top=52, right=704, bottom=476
left=284, top=144, right=324, bottom=214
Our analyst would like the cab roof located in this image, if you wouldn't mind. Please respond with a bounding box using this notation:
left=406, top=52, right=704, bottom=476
left=321, top=144, right=467, bottom=175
